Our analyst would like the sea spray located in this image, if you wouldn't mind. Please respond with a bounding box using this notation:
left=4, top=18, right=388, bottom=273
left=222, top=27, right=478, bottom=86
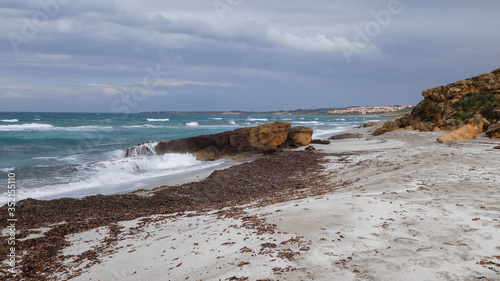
left=0, top=111, right=390, bottom=204
left=126, top=141, right=159, bottom=157
left=7, top=153, right=221, bottom=203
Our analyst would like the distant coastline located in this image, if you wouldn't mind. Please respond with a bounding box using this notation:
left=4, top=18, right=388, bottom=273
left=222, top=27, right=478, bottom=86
left=141, top=105, right=414, bottom=117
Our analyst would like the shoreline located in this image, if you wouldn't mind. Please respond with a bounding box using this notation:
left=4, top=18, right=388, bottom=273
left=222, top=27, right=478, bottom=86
left=124, top=155, right=259, bottom=196
left=2, top=124, right=500, bottom=280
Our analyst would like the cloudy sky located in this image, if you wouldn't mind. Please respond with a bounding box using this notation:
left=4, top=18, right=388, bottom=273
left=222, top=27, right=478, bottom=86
left=1, top=0, right=499, bottom=112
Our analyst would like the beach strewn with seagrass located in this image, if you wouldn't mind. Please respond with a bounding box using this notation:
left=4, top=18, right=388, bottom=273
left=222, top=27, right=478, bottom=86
left=2, top=123, right=499, bottom=280
left=3, top=1, right=500, bottom=279
left=2, top=69, right=500, bottom=280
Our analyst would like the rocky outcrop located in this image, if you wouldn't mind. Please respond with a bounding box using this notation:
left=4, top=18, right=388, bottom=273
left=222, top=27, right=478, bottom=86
left=360, top=121, right=379, bottom=128
left=310, top=139, right=331, bottom=145
left=437, top=124, right=482, bottom=143
left=305, top=145, right=316, bottom=151
left=125, top=122, right=313, bottom=161
left=330, top=133, right=363, bottom=140
left=285, top=126, right=313, bottom=147
left=193, top=146, right=222, bottom=161
left=437, top=114, right=488, bottom=143
left=374, top=68, right=500, bottom=139
left=486, top=122, right=500, bottom=139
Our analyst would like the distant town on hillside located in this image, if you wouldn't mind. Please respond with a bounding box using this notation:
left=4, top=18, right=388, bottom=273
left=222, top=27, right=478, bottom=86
left=142, top=105, right=415, bottom=117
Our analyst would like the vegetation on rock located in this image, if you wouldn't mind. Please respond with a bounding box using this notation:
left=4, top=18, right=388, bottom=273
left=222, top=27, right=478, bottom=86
left=373, top=68, right=500, bottom=140
left=452, top=92, right=500, bottom=123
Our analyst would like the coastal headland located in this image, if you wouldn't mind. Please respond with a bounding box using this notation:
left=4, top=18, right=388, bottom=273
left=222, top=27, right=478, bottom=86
left=141, top=105, right=414, bottom=117
left=1, top=69, right=499, bottom=280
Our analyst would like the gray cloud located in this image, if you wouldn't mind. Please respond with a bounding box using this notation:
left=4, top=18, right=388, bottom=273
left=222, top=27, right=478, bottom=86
left=1, top=0, right=500, bottom=112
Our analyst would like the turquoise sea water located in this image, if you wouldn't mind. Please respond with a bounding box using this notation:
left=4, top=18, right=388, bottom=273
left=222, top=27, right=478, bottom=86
left=0, top=112, right=389, bottom=204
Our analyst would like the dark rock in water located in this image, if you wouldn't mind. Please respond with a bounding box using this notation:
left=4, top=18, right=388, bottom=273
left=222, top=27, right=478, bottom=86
left=305, top=145, right=316, bottom=151
left=493, top=146, right=500, bottom=149
left=310, top=139, right=331, bottom=145
left=126, top=122, right=314, bottom=160
left=329, top=133, right=363, bottom=140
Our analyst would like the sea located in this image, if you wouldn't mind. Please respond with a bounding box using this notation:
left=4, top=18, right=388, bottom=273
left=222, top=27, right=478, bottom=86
left=0, top=112, right=389, bottom=205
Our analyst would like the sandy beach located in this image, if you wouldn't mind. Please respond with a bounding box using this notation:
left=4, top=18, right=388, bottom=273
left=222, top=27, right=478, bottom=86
left=2, top=123, right=500, bottom=281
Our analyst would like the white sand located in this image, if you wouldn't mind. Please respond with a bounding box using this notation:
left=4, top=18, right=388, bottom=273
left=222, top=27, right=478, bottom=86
left=51, top=126, right=500, bottom=280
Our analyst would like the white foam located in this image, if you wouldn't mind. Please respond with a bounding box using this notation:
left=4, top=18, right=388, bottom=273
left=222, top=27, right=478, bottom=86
left=122, top=124, right=156, bottom=128
left=293, top=121, right=322, bottom=125
left=185, top=121, right=200, bottom=127
left=57, top=155, right=81, bottom=163
left=228, top=119, right=237, bottom=125
left=107, top=149, right=126, bottom=159
left=32, top=155, right=81, bottom=163
left=147, top=118, right=170, bottom=122
left=312, top=126, right=354, bottom=139
left=32, top=156, right=59, bottom=160
left=0, top=123, right=113, bottom=132
left=0, top=167, right=15, bottom=173
left=60, top=125, right=113, bottom=131
left=7, top=153, right=222, bottom=202
left=126, top=142, right=159, bottom=157
left=209, top=118, right=223, bottom=120
left=247, top=118, right=268, bottom=122
left=1, top=119, right=18, bottom=122
left=0, top=123, right=55, bottom=131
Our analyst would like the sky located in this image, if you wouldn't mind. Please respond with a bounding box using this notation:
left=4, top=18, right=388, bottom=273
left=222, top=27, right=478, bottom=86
left=1, top=0, right=499, bottom=113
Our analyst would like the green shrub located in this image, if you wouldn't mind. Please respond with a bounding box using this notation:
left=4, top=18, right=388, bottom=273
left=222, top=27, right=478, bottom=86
left=491, top=68, right=500, bottom=75
left=466, top=76, right=479, bottom=82
left=452, top=92, right=500, bottom=123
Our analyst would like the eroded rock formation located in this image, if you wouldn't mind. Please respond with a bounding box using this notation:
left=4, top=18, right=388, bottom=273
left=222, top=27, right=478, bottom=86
left=437, top=114, right=488, bottom=143
left=125, top=122, right=313, bottom=160
left=373, top=68, right=500, bottom=141
left=486, top=122, right=500, bottom=139
left=286, top=126, right=313, bottom=147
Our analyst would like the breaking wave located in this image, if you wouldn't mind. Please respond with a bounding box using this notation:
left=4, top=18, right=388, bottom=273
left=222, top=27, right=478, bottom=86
left=147, top=118, right=170, bottom=122
left=0, top=123, right=113, bottom=131
left=185, top=122, right=200, bottom=127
